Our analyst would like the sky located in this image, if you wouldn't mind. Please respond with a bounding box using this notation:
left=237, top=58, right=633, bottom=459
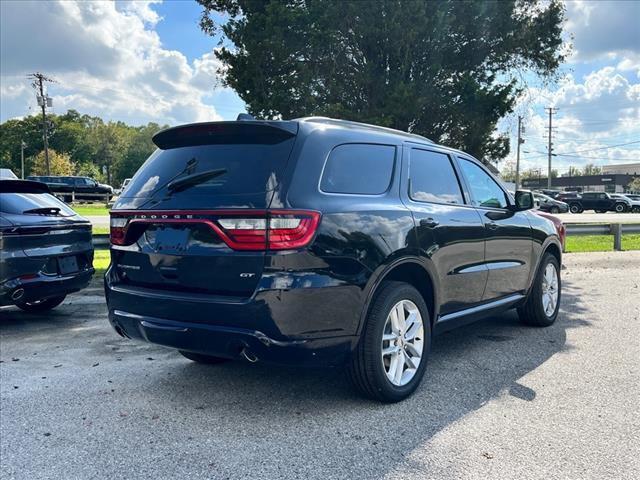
left=0, top=0, right=638, bottom=173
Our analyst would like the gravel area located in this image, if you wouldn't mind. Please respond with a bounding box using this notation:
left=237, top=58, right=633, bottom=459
left=1, top=252, right=639, bottom=480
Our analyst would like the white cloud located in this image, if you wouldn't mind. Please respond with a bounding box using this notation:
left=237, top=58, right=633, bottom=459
left=565, top=0, right=640, bottom=73
left=0, top=0, right=227, bottom=125
left=501, top=66, right=640, bottom=173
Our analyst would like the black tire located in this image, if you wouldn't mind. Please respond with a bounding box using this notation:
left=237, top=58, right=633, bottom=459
left=179, top=350, right=229, bottom=364
left=569, top=203, right=582, bottom=214
left=16, top=295, right=66, bottom=312
left=550, top=206, right=559, bottom=214
left=518, top=253, right=561, bottom=327
left=633, top=206, right=640, bottom=213
left=347, top=281, right=431, bottom=403
left=614, top=203, right=626, bottom=213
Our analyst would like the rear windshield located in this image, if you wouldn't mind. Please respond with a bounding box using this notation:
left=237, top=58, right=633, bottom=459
left=122, top=140, right=296, bottom=200
left=0, top=192, right=76, bottom=216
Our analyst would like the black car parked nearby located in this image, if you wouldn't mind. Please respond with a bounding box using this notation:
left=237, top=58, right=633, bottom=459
left=566, top=191, right=630, bottom=214
left=0, top=180, right=94, bottom=311
left=27, top=175, right=114, bottom=202
left=105, top=118, right=562, bottom=402
left=533, top=192, right=569, bottom=214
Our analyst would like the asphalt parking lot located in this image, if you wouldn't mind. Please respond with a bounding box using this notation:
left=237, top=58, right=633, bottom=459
left=1, top=252, right=639, bottom=480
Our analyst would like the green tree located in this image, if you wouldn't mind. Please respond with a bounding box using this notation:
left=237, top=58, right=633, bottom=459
left=197, top=0, right=566, bottom=161
left=583, top=163, right=602, bottom=176
left=31, top=149, right=74, bottom=176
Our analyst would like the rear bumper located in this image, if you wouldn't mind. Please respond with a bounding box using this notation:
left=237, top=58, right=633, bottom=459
left=0, top=268, right=94, bottom=306
left=109, top=309, right=357, bottom=366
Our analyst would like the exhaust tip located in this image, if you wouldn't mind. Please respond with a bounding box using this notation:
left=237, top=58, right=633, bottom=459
left=11, top=288, right=25, bottom=301
left=240, top=347, right=258, bottom=363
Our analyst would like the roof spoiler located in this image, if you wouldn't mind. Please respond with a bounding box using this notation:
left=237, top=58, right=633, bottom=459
left=0, top=180, right=51, bottom=194
left=152, top=121, right=298, bottom=149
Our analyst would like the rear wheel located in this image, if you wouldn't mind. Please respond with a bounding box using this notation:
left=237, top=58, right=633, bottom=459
left=633, top=206, right=640, bottom=213
left=569, top=203, right=582, bottom=214
left=550, top=206, right=559, bottom=214
left=348, top=281, right=430, bottom=403
left=16, top=295, right=66, bottom=312
left=518, top=253, right=561, bottom=327
left=179, top=350, right=229, bottom=364
left=614, top=203, right=626, bottom=213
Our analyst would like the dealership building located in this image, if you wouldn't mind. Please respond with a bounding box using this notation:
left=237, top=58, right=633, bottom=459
left=521, top=163, right=639, bottom=193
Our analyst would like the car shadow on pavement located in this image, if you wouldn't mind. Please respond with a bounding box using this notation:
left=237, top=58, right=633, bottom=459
left=0, top=277, right=591, bottom=479
left=129, top=277, right=591, bottom=477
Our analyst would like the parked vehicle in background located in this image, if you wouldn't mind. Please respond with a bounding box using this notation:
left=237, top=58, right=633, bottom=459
left=610, top=193, right=640, bottom=213
left=534, top=211, right=566, bottom=250
left=115, top=178, right=132, bottom=196
left=104, top=117, right=563, bottom=402
left=567, top=192, right=630, bottom=214
left=533, top=192, right=569, bottom=214
left=27, top=176, right=114, bottom=202
left=555, top=191, right=582, bottom=202
left=0, top=168, right=18, bottom=179
left=0, top=180, right=94, bottom=311
left=539, top=189, right=563, bottom=198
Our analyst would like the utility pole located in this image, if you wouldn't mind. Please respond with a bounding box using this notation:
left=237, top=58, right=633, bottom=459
left=20, top=141, right=27, bottom=179
left=515, top=115, right=524, bottom=191
left=28, top=73, right=54, bottom=175
left=545, top=107, right=557, bottom=189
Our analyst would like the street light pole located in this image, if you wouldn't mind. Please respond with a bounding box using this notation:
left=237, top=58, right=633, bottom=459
left=515, top=115, right=524, bottom=190
left=21, top=140, right=27, bottom=179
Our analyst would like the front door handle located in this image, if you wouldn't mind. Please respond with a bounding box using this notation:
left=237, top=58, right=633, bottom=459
left=420, top=218, right=439, bottom=228
left=487, top=221, right=499, bottom=230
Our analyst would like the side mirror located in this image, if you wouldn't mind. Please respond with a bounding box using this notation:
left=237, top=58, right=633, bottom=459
left=513, top=190, right=534, bottom=211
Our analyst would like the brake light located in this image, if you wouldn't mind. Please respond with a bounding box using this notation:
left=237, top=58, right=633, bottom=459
left=216, top=211, right=320, bottom=250
left=110, top=216, right=129, bottom=245
left=109, top=210, right=320, bottom=251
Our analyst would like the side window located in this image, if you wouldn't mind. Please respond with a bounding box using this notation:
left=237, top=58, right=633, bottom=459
left=458, top=158, right=509, bottom=209
left=409, top=149, right=464, bottom=204
left=320, top=144, right=395, bottom=195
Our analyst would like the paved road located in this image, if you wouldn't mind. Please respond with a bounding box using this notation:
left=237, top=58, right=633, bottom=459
left=1, top=252, right=639, bottom=480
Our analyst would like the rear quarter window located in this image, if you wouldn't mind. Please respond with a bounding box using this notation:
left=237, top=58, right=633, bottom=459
left=320, top=144, right=396, bottom=195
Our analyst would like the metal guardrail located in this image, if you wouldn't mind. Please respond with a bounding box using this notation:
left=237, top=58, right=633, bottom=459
left=565, top=223, right=640, bottom=251
left=55, top=191, right=112, bottom=204
left=92, top=234, right=110, bottom=247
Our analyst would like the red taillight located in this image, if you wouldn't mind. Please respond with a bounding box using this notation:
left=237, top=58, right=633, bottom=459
left=216, top=211, right=320, bottom=250
left=110, top=216, right=129, bottom=245
left=109, top=210, right=320, bottom=251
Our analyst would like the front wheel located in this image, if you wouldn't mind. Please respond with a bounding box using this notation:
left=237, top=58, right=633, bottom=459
left=16, top=295, right=66, bottom=312
left=550, top=206, right=559, bottom=214
left=518, top=253, right=561, bottom=327
left=348, top=281, right=431, bottom=403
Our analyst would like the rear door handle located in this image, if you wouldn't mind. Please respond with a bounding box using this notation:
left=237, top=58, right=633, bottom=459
left=487, top=221, right=499, bottom=230
left=420, top=218, right=439, bottom=228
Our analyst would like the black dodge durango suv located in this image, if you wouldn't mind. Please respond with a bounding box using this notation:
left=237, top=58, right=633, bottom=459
left=105, top=118, right=562, bottom=402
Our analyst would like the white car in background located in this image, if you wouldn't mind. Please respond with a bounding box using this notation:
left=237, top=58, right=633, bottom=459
left=0, top=168, right=18, bottom=179
left=610, top=194, right=640, bottom=213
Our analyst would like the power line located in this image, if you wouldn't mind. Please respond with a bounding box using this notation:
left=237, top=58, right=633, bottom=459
left=558, top=140, right=640, bottom=155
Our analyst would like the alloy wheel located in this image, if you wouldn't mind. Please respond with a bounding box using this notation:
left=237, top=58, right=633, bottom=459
left=381, top=300, right=425, bottom=386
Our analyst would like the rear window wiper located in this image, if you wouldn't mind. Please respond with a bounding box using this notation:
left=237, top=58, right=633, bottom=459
left=166, top=168, right=228, bottom=193
left=23, top=207, right=61, bottom=215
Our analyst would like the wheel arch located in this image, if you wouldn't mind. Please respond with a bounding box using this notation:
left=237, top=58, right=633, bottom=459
left=357, top=257, right=439, bottom=336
